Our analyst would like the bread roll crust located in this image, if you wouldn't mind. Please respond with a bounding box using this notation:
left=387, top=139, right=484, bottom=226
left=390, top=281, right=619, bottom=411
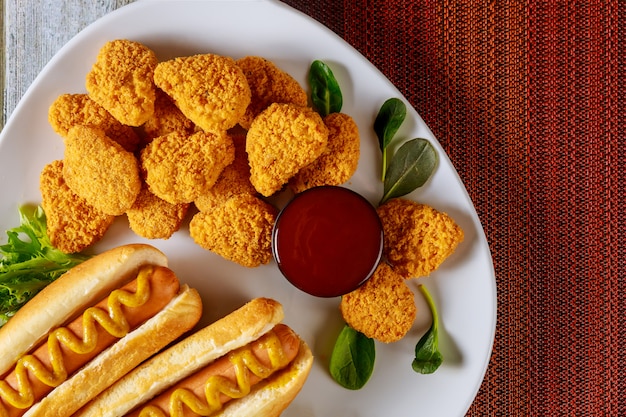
left=24, top=285, right=202, bottom=417
left=76, top=298, right=288, bottom=417
left=217, top=339, right=314, bottom=417
left=0, top=244, right=168, bottom=376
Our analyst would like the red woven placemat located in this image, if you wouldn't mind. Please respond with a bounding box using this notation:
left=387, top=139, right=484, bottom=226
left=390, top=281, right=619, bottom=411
left=283, top=0, right=624, bottom=415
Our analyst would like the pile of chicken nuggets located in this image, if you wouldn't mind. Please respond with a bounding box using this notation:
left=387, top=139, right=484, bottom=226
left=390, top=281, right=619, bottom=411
left=41, top=39, right=464, bottom=344
left=42, top=39, right=359, bottom=266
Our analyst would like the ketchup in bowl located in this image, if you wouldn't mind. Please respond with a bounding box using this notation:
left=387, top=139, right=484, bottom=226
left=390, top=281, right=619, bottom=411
left=272, top=186, right=383, bottom=297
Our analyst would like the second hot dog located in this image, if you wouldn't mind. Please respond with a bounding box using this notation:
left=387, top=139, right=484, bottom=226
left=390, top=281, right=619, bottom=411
left=127, top=323, right=301, bottom=417
left=76, top=298, right=314, bottom=417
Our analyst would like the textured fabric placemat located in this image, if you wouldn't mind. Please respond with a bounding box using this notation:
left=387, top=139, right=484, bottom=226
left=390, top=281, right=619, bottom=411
left=283, top=0, right=623, bottom=415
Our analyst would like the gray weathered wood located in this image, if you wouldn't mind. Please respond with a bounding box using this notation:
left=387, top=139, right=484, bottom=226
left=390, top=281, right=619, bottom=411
left=1, top=0, right=136, bottom=128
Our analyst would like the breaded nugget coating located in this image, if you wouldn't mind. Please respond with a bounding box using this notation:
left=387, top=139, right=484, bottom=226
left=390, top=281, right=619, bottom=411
left=126, top=185, right=189, bottom=239
left=153, top=54, right=251, bottom=133
left=340, top=262, right=416, bottom=343
left=377, top=198, right=464, bottom=278
left=189, top=194, right=277, bottom=267
left=142, top=88, right=195, bottom=144
left=63, top=125, right=142, bottom=216
left=290, top=112, right=360, bottom=193
left=86, top=39, right=157, bottom=126
left=246, top=103, right=329, bottom=197
left=194, top=132, right=256, bottom=211
left=236, top=56, right=308, bottom=129
left=48, top=93, right=141, bottom=152
left=40, top=160, right=115, bottom=253
left=140, top=130, right=235, bottom=204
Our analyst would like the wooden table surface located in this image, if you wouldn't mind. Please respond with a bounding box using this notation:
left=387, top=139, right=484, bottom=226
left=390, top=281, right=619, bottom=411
left=1, top=0, right=135, bottom=127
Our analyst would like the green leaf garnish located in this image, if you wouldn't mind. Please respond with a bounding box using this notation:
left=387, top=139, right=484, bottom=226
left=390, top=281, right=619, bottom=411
left=412, top=284, right=443, bottom=374
left=374, top=98, right=406, bottom=181
left=308, top=60, right=343, bottom=117
left=380, top=138, right=438, bottom=204
left=329, top=324, right=376, bottom=390
left=0, top=205, right=90, bottom=326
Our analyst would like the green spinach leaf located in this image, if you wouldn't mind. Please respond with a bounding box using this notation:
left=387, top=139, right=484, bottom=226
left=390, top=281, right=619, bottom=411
left=329, top=324, right=376, bottom=390
left=412, top=285, right=443, bottom=374
left=380, top=138, right=438, bottom=204
left=308, top=60, right=343, bottom=117
left=374, top=98, right=406, bottom=181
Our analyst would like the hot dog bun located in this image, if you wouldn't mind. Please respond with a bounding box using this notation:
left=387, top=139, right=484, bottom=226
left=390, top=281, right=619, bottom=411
left=76, top=298, right=314, bottom=417
left=0, top=244, right=203, bottom=417
left=0, top=244, right=168, bottom=376
left=216, top=338, right=313, bottom=417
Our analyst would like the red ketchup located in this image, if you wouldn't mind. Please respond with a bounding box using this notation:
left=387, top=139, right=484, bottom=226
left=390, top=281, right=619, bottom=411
left=272, top=186, right=383, bottom=297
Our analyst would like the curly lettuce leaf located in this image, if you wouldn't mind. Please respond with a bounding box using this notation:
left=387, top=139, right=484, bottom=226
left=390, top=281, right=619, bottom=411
left=0, top=205, right=90, bottom=326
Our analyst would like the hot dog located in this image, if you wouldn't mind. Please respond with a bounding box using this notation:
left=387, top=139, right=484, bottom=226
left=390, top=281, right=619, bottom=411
left=76, top=298, right=314, bottom=417
left=0, top=244, right=203, bottom=417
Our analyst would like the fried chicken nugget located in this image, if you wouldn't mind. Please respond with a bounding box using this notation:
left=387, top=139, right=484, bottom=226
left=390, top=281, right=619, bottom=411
left=40, top=160, right=115, bottom=253
left=194, top=131, right=257, bottom=212
left=126, top=184, right=189, bottom=239
left=236, top=56, right=308, bottom=129
left=142, top=88, right=195, bottom=144
left=290, top=112, right=360, bottom=193
left=189, top=194, right=277, bottom=267
left=140, top=130, right=235, bottom=204
left=340, top=262, right=416, bottom=343
left=63, top=125, right=142, bottom=216
left=246, top=103, right=329, bottom=197
left=153, top=54, right=251, bottom=133
left=377, top=198, right=464, bottom=279
left=48, top=93, right=141, bottom=152
left=86, top=39, right=157, bottom=126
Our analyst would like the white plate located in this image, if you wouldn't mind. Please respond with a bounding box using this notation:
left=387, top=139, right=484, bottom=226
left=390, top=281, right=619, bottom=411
left=0, top=1, right=496, bottom=415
